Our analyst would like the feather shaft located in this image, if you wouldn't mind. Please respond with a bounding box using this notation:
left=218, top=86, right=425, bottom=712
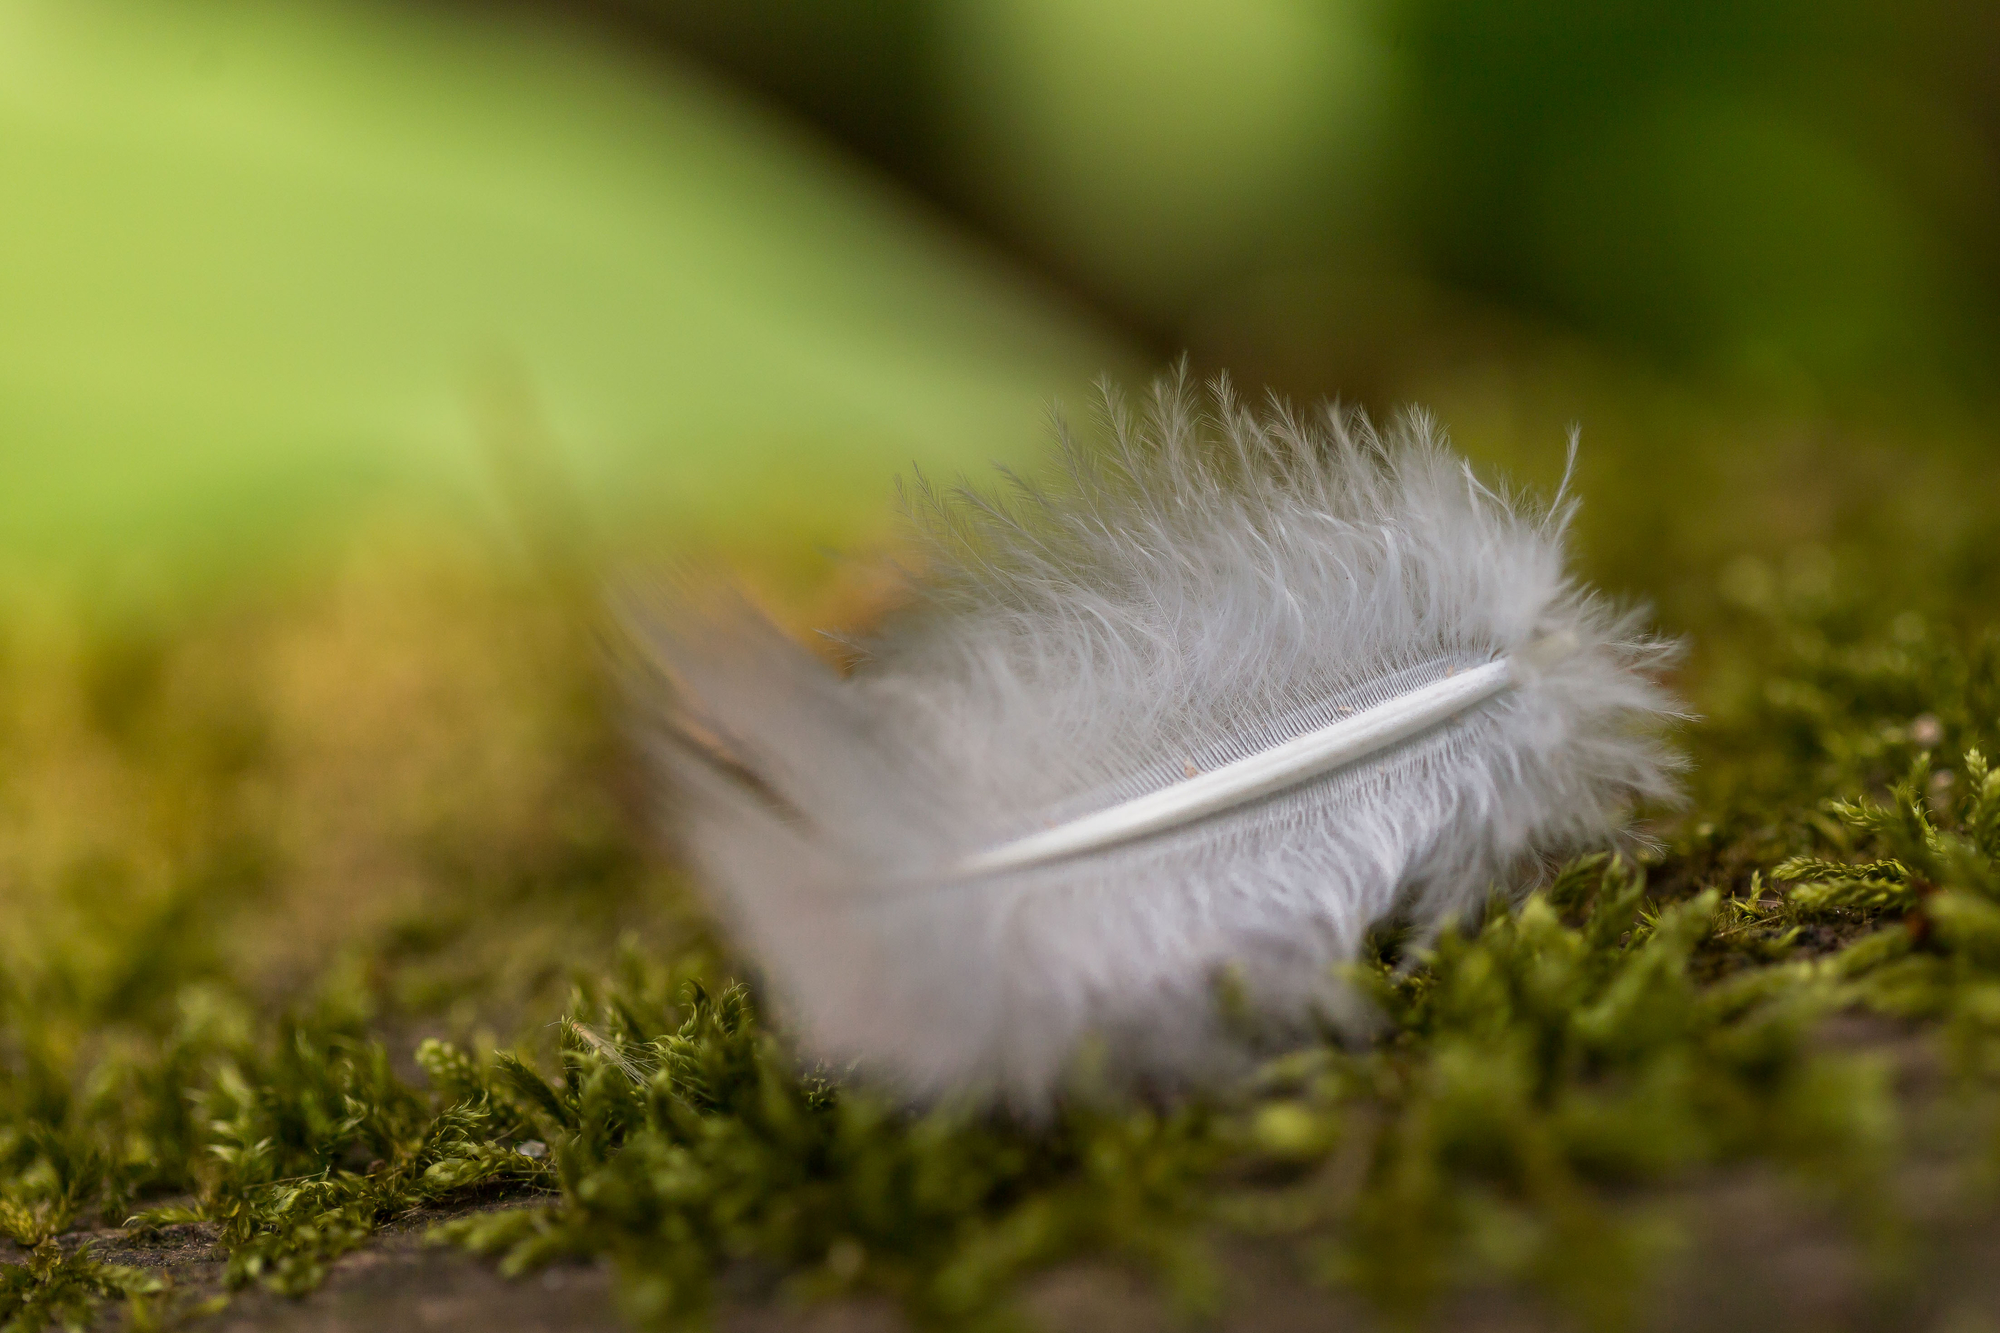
left=951, top=656, right=1517, bottom=877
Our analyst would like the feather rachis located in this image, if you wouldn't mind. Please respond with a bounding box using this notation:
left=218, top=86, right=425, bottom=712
left=633, top=376, right=1684, bottom=1106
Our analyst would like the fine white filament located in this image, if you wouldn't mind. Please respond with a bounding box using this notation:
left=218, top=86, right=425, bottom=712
left=632, top=376, right=1684, bottom=1106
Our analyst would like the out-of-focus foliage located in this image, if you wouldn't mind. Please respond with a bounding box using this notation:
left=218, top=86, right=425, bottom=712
left=932, top=0, right=1389, bottom=312
left=11, top=0, right=1999, bottom=587
left=599, top=0, right=2000, bottom=406
left=1380, top=1, right=1995, bottom=381
left=0, top=0, right=1119, bottom=577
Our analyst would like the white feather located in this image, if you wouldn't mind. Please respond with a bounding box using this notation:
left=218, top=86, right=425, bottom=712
left=630, top=376, right=1684, bottom=1105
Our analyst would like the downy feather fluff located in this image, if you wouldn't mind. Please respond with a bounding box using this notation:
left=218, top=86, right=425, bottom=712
left=633, top=377, right=1684, bottom=1105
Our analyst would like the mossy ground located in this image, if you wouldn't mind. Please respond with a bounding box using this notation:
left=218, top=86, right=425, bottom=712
left=4, top=383, right=2000, bottom=1332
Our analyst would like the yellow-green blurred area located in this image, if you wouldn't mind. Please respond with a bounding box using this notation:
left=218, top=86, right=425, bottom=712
left=5, top=0, right=2000, bottom=1055
left=0, top=0, right=1119, bottom=583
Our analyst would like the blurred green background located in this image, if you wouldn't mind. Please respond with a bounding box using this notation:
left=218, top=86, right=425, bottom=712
left=7, top=0, right=1995, bottom=600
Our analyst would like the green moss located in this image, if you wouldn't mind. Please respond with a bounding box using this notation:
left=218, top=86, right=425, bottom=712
left=0, top=1239, right=165, bottom=1333
left=3, top=429, right=2000, bottom=1329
